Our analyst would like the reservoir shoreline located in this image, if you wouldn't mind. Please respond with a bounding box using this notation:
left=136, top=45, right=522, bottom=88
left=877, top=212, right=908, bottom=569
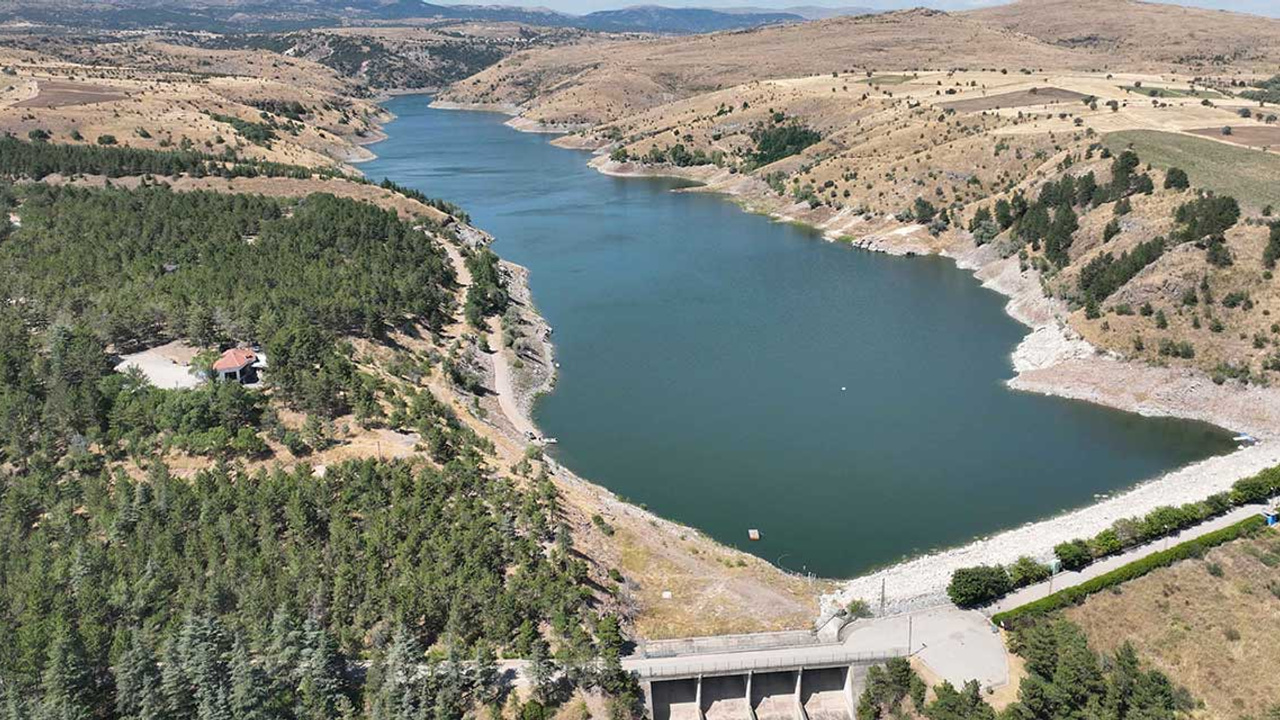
left=388, top=98, right=1275, bottom=616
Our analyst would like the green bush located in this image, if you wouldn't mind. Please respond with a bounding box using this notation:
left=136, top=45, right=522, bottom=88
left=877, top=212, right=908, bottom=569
left=947, top=565, right=1012, bottom=608
left=1230, top=466, right=1280, bottom=504
left=1008, top=556, right=1052, bottom=588
left=1054, top=539, right=1092, bottom=571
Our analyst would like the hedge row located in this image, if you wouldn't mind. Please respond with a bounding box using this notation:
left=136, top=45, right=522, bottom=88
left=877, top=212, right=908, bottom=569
left=947, top=464, right=1280, bottom=608
left=992, top=514, right=1266, bottom=627
left=1053, top=464, right=1280, bottom=573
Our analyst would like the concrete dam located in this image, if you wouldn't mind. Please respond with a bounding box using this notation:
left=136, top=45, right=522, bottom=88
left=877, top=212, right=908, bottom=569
left=626, top=629, right=908, bottom=720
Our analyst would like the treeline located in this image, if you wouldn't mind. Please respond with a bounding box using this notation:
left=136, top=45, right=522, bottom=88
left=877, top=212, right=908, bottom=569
left=0, top=458, right=630, bottom=719
left=854, top=620, right=1192, bottom=719
left=947, top=465, right=1280, bottom=608
left=376, top=178, right=471, bottom=223
left=969, top=145, right=1254, bottom=313
left=3, top=184, right=455, bottom=416
left=1077, top=190, right=1241, bottom=310
left=1240, top=74, right=1280, bottom=104
left=0, top=134, right=325, bottom=181
left=994, top=515, right=1264, bottom=627
left=1078, top=237, right=1166, bottom=305
left=0, top=138, right=472, bottom=224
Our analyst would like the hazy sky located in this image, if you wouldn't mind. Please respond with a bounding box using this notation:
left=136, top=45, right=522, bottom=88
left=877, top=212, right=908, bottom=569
left=457, top=0, right=1280, bottom=18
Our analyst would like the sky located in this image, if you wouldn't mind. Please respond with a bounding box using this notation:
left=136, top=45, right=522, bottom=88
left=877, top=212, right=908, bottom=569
left=441, top=0, right=1280, bottom=18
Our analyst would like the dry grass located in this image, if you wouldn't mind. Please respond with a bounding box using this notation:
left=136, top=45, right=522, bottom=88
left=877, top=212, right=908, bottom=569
left=1067, top=529, right=1280, bottom=719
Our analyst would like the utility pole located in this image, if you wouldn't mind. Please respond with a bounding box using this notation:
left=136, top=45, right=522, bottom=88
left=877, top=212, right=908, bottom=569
left=907, top=615, right=913, bottom=655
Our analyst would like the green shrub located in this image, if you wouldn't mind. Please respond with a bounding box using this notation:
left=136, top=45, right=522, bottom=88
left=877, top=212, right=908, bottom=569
left=947, top=565, right=1012, bottom=608
left=1089, top=529, right=1123, bottom=558
left=1008, top=556, right=1052, bottom=588
left=1054, top=539, right=1092, bottom=571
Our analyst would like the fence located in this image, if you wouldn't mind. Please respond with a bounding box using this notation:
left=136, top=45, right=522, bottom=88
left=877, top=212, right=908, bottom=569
left=639, top=629, right=823, bottom=659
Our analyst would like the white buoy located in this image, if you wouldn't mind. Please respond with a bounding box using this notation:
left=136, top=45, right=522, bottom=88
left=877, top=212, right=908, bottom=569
left=841, top=386, right=847, bottom=391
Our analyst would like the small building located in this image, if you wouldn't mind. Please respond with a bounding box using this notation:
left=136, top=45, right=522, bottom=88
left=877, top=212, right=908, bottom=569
left=1263, top=508, right=1279, bottom=527
left=213, top=348, right=260, bottom=384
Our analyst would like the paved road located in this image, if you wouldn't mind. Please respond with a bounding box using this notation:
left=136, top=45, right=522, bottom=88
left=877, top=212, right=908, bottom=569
left=988, top=501, right=1271, bottom=615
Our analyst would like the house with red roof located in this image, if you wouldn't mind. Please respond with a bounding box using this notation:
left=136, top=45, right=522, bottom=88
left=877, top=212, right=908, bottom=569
left=212, top=347, right=261, bottom=384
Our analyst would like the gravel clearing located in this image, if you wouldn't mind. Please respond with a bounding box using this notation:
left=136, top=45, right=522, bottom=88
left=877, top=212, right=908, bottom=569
left=115, top=341, right=203, bottom=390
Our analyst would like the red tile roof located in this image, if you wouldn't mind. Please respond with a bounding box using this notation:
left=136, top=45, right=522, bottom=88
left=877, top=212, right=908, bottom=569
left=212, top=348, right=257, bottom=372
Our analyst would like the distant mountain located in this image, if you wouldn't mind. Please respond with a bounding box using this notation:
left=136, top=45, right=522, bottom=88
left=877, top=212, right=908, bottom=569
left=0, top=0, right=805, bottom=33
left=717, top=5, right=874, bottom=20
left=574, top=5, right=802, bottom=33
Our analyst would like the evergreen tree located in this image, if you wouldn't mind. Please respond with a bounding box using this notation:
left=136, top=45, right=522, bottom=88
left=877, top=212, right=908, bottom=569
left=297, top=617, right=346, bottom=720
left=228, top=634, right=266, bottom=720
left=35, top=623, right=92, bottom=720
left=159, top=639, right=195, bottom=719
left=113, top=632, right=161, bottom=720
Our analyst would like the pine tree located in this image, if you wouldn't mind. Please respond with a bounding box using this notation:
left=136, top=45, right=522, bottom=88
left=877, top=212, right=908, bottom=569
left=368, top=627, right=423, bottom=720
left=159, top=637, right=195, bottom=719
left=471, top=640, right=501, bottom=707
left=176, top=614, right=233, bottom=720
left=3, top=683, right=31, bottom=720
left=113, top=632, right=161, bottom=720
left=35, top=622, right=93, bottom=720
left=297, top=617, right=345, bottom=720
left=228, top=634, right=266, bottom=720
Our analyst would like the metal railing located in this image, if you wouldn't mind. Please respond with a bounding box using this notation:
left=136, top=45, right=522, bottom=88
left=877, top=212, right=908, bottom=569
left=628, top=647, right=910, bottom=681
left=640, top=629, right=824, bottom=659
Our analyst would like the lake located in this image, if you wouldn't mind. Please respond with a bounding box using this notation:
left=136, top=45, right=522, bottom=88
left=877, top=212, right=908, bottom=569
left=363, top=95, right=1234, bottom=578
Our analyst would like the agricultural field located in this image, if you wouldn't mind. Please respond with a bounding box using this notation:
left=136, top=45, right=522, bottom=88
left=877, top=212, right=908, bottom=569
left=1104, top=130, right=1280, bottom=211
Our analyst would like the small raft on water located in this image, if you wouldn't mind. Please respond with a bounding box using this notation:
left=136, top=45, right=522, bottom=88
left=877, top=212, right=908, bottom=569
left=747, top=529, right=761, bottom=541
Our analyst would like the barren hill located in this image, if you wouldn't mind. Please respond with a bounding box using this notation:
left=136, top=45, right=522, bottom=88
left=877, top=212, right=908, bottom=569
left=970, top=0, right=1280, bottom=72
left=441, top=7, right=1098, bottom=125
left=439, top=0, right=1280, bottom=127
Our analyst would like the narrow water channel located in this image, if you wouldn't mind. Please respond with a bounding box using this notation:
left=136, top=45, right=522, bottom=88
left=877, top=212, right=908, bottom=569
left=363, top=95, right=1235, bottom=578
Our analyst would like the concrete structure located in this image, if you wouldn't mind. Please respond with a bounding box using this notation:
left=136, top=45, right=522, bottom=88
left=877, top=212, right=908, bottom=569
left=631, top=646, right=907, bottom=720
left=629, top=607, right=1009, bottom=720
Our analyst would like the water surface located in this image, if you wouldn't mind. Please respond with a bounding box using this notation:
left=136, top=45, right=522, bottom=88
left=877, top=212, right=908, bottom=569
left=364, top=95, right=1234, bottom=577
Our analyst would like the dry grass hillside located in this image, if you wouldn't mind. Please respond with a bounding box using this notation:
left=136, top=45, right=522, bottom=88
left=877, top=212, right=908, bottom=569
left=439, top=0, right=1280, bottom=127
left=971, top=0, right=1280, bottom=74
left=1067, top=528, right=1280, bottom=719
left=442, top=8, right=1101, bottom=126
left=0, top=34, right=386, bottom=167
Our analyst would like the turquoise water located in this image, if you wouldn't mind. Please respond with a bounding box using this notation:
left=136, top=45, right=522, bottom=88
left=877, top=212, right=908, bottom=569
left=364, top=95, right=1234, bottom=578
